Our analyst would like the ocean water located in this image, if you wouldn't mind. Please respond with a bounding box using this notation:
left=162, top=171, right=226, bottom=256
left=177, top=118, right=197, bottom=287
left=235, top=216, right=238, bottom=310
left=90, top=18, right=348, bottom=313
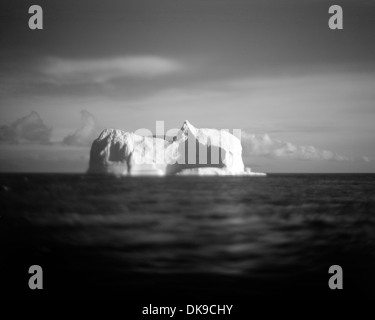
left=1, top=173, right=375, bottom=299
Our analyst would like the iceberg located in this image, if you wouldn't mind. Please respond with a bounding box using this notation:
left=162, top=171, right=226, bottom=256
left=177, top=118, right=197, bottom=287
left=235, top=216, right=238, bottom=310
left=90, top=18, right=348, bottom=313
left=87, top=121, right=266, bottom=176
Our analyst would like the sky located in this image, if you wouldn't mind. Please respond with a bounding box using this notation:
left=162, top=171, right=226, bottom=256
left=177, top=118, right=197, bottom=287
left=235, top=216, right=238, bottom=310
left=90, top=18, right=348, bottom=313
left=0, top=0, right=374, bottom=173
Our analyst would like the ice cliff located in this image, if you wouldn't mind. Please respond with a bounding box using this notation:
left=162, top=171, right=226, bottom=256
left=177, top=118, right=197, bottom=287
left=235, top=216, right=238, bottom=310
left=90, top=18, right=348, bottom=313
left=88, top=120, right=265, bottom=176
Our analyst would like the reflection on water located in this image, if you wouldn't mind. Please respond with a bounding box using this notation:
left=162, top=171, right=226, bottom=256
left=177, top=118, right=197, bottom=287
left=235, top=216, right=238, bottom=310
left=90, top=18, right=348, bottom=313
left=1, top=174, right=375, bottom=298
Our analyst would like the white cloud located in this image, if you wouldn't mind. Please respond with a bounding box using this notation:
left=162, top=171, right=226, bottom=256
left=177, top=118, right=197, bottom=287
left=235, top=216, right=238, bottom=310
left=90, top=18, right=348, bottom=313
left=63, top=110, right=102, bottom=147
left=0, top=111, right=52, bottom=144
left=241, top=132, right=353, bottom=162
left=41, top=56, right=184, bottom=84
left=362, top=156, right=371, bottom=163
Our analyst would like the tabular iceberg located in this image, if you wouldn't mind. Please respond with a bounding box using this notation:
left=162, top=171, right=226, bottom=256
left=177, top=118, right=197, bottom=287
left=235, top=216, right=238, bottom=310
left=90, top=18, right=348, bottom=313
left=87, top=120, right=266, bottom=176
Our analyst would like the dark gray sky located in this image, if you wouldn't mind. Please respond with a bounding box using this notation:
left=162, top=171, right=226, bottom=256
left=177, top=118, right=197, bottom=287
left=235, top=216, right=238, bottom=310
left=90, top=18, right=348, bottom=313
left=0, top=0, right=375, bottom=172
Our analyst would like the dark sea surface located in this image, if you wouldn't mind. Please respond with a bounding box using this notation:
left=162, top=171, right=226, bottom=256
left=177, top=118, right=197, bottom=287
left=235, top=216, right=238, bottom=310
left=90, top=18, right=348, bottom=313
left=0, top=173, right=374, bottom=300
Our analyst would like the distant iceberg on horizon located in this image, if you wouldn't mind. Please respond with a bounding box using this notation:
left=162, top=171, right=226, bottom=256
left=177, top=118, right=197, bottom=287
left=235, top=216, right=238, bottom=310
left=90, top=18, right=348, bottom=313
left=88, top=120, right=266, bottom=176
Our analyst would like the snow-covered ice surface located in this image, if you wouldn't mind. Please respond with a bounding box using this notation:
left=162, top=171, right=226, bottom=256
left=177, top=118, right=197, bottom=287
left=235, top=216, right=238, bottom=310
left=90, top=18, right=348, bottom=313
left=88, top=120, right=266, bottom=176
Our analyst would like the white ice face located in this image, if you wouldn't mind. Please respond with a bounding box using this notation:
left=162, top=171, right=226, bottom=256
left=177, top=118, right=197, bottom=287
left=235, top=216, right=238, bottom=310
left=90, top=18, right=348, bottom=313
left=88, top=121, right=266, bottom=176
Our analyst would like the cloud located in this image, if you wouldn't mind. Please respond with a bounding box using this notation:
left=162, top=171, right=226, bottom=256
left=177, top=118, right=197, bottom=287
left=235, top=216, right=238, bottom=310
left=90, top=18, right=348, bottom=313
left=241, top=132, right=354, bottom=162
left=362, top=156, right=371, bottom=163
left=0, top=111, right=52, bottom=144
left=63, top=110, right=102, bottom=147
left=41, top=56, right=184, bottom=84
